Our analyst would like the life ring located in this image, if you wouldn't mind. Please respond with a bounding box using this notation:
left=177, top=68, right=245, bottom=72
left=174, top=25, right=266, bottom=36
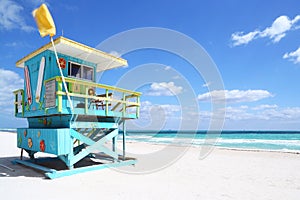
left=58, top=58, right=66, bottom=69
left=28, top=138, right=33, bottom=148
left=40, top=140, right=45, bottom=152
left=88, top=88, right=95, bottom=96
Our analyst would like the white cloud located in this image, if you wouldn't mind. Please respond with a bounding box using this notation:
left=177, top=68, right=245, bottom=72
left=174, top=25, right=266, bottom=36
left=0, top=0, right=34, bottom=32
left=108, top=51, right=128, bottom=68
left=164, top=66, right=171, bottom=70
left=210, top=105, right=300, bottom=121
left=132, top=100, right=300, bottom=129
left=131, top=100, right=181, bottom=130
left=160, top=104, right=181, bottom=114
left=252, top=104, right=278, bottom=110
left=172, top=75, right=181, bottom=80
left=0, top=69, right=23, bottom=108
left=231, top=15, right=300, bottom=46
left=283, top=46, right=300, bottom=64
left=231, top=31, right=260, bottom=46
left=198, top=110, right=211, bottom=119
left=193, top=104, right=300, bottom=129
left=198, top=89, right=273, bottom=103
left=5, top=41, right=32, bottom=48
left=259, top=107, right=300, bottom=120
left=202, top=81, right=212, bottom=87
left=224, top=106, right=254, bottom=120
left=260, top=15, right=299, bottom=43
left=5, top=42, right=18, bottom=47
left=147, top=82, right=183, bottom=96
left=109, top=51, right=121, bottom=57
left=140, top=101, right=181, bottom=116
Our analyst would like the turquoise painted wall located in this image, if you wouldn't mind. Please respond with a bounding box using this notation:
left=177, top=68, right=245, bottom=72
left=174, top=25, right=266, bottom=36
left=23, top=49, right=97, bottom=117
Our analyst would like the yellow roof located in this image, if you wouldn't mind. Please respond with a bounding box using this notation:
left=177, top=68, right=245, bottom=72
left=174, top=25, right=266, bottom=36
left=16, top=36, right=127, bottom=72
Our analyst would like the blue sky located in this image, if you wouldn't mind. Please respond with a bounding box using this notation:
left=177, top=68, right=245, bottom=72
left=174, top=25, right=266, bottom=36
left=0, top=0, right=300, bottom=130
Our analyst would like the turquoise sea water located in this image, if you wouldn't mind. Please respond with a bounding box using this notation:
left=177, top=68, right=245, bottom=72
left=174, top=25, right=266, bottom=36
left=2, top=129, right=300, bottom=153
left=125, top=131, right=300, bottom=153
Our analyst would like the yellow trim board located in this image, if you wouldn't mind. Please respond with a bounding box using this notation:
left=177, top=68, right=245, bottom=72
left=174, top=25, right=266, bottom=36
left=16, top=36, right=127, bottom=68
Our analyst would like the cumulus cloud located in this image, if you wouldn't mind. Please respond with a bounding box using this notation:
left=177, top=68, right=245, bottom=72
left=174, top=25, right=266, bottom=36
left=256, top=107, right=300, bottom=120
left=140, top=101, right=181, bottom=118
left=252, top=104, right=278, bottom=110
left=283, top=46, right=300, bottom=64
left=231, top=31, right=260, bottom=46
left=147, top=82, right=183, bottom=96
left=0, top=0, right=34, bottom=32
left=140, top=101, right=181, bottom=115
left=224, top=106, right=254, bottom=120
left=212, top=105, right=300, bottom=121
left=231, top=15, right=300, bottom=46
left=0, top=68, right=27, bottom=128
left=132, top=100, right=181, bottom=129
left=260, top=15, right=299, bottom=42
left=0, top=68, right=23, bottom=108
left=197, top=89, right=273, bottom=103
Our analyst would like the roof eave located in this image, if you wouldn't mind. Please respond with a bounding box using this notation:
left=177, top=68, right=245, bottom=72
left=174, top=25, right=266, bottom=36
left=15, top=36, right=127, bottom=70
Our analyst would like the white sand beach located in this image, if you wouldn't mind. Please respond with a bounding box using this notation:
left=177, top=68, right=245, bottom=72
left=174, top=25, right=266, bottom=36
left=1, top=131, right=300, bottom=200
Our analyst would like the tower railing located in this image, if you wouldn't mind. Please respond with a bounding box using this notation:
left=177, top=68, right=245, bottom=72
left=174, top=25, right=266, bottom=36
left=13, top=89, right=24, bottom=116
left=13, top=76, right=141, bottom=119
left=46, top=76, right=141, bottom=118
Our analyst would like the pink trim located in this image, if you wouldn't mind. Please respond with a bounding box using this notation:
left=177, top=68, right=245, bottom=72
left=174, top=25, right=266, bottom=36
left=24, top=66, right=32, bottom=105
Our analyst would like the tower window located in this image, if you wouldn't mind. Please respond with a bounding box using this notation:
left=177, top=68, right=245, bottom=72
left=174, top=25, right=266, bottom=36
left=68, top=62, right=94, bottom=81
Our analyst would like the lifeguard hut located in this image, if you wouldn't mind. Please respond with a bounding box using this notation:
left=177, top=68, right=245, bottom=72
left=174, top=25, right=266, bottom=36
left=13, top=36, right=141, bottom=178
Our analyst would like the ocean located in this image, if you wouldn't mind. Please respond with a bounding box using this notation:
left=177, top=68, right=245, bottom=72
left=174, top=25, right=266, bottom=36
left=1, top=129, right=300, bottom=153
left=124, top=130, right=300, bottom=153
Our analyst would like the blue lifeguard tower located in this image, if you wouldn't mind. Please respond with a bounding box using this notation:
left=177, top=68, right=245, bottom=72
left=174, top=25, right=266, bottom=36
left=13, top=37, right=141, bottom=178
